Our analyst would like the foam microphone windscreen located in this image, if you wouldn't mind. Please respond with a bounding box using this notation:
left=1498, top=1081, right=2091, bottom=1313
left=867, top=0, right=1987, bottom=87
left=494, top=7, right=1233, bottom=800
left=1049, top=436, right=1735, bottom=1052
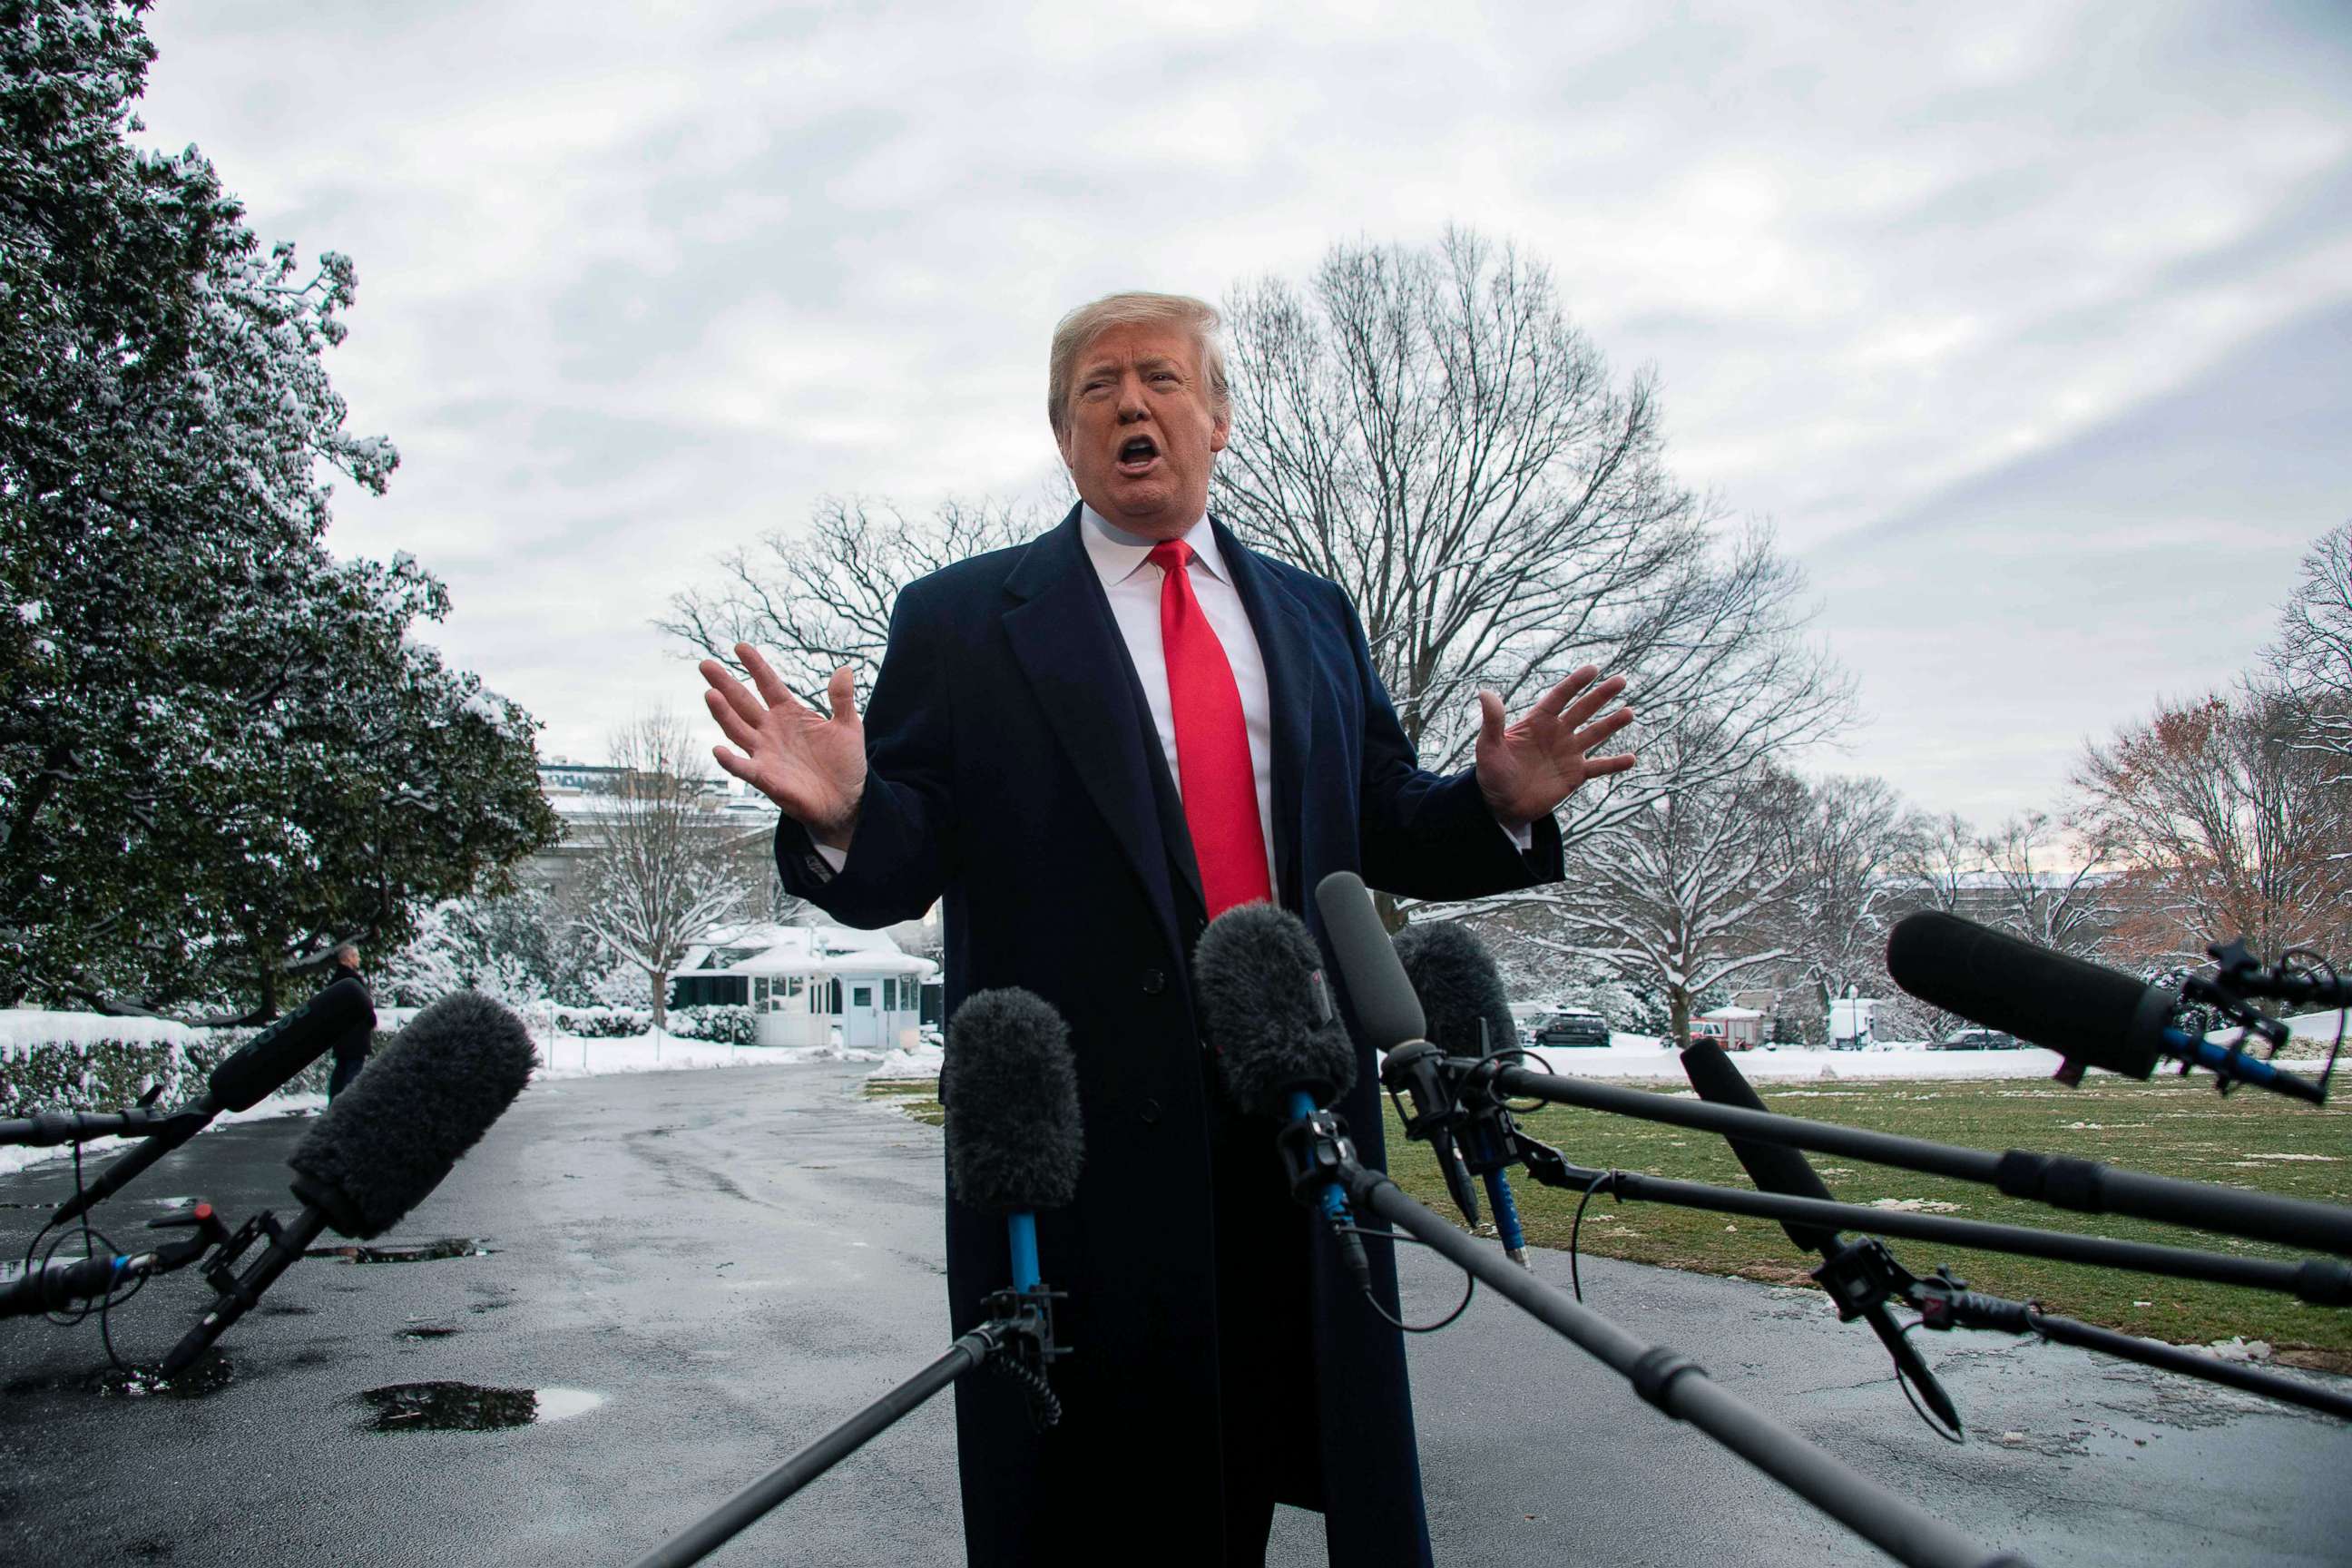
left=1313, top=871, right=1427, bottom=1050
left=1392, top=921, right=1515, bottom=1061
left=1194, top=902, right=1357, bottom=1117
left=942, top=989, right=1083, bottom=1213
left=286, top=991, right=535, bottom=1239
left=1886, top=911, right=2170, bottom=1078
left=208, top=977, right=376, bottom=1112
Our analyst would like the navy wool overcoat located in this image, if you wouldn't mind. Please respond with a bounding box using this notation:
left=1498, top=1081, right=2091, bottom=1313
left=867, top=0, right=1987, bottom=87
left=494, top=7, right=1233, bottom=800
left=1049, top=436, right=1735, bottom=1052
left=775, top=506, right=1563, bottom=1565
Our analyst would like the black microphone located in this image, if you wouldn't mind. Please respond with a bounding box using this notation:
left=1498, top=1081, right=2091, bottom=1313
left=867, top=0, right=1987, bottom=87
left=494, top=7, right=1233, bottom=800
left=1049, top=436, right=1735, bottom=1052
left=1680, top=1040, right=1964, bottom=1434
left=1311, top=873, right=1483, bottom=1227
left=54, top=978, right=376, bottom=1223
left=941, top=989, right=1083, bottom=1295
left=159, top=991, right=533, bottom=1376
left=1393, top=921, right=1533, bottom=1266
left=1887, top=912, right=2323, bottom=1100
left=1192, top=902, right=1373, bottom=1296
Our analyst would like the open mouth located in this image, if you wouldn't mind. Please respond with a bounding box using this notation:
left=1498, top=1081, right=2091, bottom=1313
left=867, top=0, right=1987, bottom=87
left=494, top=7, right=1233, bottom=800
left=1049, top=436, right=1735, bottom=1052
left=1115, top=434, right=1161, bottom=475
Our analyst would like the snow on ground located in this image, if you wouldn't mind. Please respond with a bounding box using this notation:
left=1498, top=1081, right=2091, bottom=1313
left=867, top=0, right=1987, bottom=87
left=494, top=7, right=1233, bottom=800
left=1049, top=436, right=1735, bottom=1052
left=527, top=1032, right=885, bottom=1079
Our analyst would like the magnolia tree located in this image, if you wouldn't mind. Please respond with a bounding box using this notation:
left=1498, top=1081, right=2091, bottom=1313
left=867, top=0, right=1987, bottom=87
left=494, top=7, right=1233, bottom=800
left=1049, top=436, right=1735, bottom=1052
left=0, top=1, right=554, bottom=1017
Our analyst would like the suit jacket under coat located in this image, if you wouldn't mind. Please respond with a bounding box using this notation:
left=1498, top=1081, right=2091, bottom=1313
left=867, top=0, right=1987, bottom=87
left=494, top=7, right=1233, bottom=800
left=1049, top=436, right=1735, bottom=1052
left=775, top=505, right=1564, bottom=1566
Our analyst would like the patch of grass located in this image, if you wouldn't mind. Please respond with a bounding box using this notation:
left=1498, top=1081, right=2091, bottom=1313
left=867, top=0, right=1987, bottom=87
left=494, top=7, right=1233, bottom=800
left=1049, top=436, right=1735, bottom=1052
left=865, top=1079, right=943, bottom=1127
left=1380, top=1073, right=2352, bottom=1369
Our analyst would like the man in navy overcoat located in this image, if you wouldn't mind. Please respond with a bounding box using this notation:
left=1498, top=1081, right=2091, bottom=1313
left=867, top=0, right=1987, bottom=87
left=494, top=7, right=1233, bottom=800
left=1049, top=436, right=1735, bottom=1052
left=700, top=291, right=1635, bottom=1566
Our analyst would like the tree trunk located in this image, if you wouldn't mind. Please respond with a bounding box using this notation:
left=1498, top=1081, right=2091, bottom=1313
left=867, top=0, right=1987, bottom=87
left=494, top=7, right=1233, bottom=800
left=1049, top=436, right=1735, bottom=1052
left=649, top=967, right=669, bottom=1032
left=1667, top=989, right=1691, bottom=1050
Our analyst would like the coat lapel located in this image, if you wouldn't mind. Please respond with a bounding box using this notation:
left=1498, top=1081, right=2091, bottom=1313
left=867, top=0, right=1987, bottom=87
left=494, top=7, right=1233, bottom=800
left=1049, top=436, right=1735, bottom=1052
left=1213, top=519, right=1312, bottom=911
left=1003, top=506, right=1185, bottom=946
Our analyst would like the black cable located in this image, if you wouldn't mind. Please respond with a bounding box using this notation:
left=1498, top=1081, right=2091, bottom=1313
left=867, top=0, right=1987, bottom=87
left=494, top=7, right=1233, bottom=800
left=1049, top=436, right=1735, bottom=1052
left=1330, top=1222, right=1477, bottom=1332
left=1488, top=1044, right=1557, bottom=1113
left=983, top=1349, right=1062, bottom=1431
left=1895, top=1320, right=1965, bottom=1446
left=1568, top=1168, right=1617, bottom=1304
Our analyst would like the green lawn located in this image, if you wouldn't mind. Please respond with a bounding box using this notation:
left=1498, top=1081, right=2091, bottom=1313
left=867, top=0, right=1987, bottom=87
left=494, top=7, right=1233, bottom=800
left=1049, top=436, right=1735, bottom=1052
left=867, top=1072, right=2352, bottom=1369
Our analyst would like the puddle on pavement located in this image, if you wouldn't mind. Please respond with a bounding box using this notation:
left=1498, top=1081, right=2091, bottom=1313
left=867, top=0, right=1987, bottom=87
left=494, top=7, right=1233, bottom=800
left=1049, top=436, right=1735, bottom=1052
left=397, top=1324, right=460, bottom=1341
left=308, top=1238, right=496, bottom=1265
left=93, top=1356, right=236, bottom=1400
left=359, top=1381, right=603, bottom=1432
left=0, top=1200, right=57, bottom=1210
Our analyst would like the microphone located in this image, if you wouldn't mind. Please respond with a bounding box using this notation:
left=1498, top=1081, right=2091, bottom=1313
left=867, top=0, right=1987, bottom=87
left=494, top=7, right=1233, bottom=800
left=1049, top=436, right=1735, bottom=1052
left=55, top=977, right=376, bottom=1223
left=1393, top=920, right=1533, bottom=1266
left=1887, top=912, right=2323, bottom=1102
left=1680, top=1040, right=1964, bottom=1433
left=940, top=989, right=1083, bottom=1294
left=159, top=991, right=534, bottom=1376
left=1312, top=873, right=1483, bottom=1227
left=1191, top=902, right=1374, bottom=1296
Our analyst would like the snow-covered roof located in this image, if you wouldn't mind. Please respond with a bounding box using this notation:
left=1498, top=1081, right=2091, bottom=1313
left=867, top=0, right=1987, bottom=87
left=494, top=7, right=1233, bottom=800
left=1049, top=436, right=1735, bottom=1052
left=680, top=922, right=937, bottom=982
left=1698, top=1006, right=1765, bottom=1021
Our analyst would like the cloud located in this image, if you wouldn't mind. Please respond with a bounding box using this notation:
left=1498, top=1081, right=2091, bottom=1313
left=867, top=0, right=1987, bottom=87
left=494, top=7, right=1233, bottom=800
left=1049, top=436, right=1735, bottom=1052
left=124, top=0, right=2352, bottom=819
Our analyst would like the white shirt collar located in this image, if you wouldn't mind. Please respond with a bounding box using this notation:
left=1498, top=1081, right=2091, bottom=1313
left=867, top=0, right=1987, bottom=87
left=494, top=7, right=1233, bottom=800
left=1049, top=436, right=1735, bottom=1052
left=1080, top=503, right=1228, bottom=590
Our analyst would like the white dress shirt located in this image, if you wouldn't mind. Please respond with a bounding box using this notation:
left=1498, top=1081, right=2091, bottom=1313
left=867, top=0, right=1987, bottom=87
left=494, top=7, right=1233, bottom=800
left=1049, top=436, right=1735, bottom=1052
left=813, top=505, right=1530, bottom=883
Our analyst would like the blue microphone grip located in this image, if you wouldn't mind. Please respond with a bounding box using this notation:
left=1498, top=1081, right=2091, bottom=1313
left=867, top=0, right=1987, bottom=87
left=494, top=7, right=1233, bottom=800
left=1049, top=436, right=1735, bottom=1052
left=1286, top=1089, right=1357, bottom=1234
left=1005, top=1212, right=1042, bottom=1293
left=2163, top=1026, right=2324, bottom=1102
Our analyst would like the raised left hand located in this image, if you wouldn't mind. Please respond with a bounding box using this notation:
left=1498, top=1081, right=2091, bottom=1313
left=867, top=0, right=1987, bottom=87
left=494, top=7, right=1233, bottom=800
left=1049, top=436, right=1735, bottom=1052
left=1474, top=665, right=1637, bottom=829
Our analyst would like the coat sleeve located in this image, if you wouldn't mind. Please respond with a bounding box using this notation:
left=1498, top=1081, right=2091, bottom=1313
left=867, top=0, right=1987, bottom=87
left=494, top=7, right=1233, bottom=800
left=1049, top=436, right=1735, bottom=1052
left=773, top=581, right=959, bottom=929
left=1341, top=593, right=1566, bottom=901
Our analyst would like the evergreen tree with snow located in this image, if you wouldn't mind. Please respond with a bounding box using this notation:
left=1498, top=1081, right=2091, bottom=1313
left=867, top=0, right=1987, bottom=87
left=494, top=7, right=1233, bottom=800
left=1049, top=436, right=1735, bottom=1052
left=0, top=0, right=556, bottom=1016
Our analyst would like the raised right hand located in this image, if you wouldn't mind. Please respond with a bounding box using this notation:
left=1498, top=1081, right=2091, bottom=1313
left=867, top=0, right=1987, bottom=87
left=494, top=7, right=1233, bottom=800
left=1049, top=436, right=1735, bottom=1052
left=701, top=645, right=867, bottom=848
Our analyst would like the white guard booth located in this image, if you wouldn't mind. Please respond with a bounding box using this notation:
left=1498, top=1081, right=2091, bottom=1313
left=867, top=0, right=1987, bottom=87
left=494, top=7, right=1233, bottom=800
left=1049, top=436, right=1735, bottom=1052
left=672, top=924, right=937, bottom=1050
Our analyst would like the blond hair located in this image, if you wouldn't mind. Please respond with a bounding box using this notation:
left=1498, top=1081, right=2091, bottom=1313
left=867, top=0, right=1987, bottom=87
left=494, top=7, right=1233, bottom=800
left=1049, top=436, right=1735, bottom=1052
left=1047, top=291, right=1230, bottom=437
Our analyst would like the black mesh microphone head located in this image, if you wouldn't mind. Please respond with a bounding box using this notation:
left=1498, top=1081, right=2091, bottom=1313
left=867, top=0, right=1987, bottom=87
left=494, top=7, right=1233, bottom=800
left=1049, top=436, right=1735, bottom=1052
left=1392, top=921, right=1515, bottom=1060
left=208, top=977, right=375, bottom=1112
left=1194, top=902, right=1357, bottom=1117
left=941, top=989, right=1083, bottom=1213
left=286, top=991, right=535, bottom=1239
left=1887, top=911, right=2170, bottom=1077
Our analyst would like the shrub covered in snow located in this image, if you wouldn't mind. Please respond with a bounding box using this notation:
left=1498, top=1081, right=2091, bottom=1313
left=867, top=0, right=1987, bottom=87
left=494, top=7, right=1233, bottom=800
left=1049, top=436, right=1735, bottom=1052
left=0, top=1010, right=343, bottom=1117
left=669, top=1004, right=758, bottom=1044
left=547, top=1004, right=652, bottom=1039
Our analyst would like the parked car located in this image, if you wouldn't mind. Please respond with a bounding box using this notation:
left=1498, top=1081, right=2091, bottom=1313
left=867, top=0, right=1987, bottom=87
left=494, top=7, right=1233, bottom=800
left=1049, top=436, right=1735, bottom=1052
left=1532, top=1010, right=1611, bottom=1048
left=1933, top=1026, right=2021, bottom=1051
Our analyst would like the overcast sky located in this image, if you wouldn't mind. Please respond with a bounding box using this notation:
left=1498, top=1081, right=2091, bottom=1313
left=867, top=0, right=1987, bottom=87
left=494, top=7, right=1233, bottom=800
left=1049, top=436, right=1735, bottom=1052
left=131, top=1, right=2350, bottom=831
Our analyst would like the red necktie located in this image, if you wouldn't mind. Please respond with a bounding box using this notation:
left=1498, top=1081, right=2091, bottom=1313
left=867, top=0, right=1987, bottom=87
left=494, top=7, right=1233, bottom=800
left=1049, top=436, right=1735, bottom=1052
left=1150, top=541, right=1273, bottom=916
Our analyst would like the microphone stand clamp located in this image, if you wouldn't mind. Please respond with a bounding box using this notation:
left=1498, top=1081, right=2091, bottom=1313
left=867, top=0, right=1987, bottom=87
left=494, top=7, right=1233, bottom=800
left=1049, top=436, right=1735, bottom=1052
left=975, top=1282, right=1069, bottom=1431
left=1276, top=1104, right=1359, bottom=1207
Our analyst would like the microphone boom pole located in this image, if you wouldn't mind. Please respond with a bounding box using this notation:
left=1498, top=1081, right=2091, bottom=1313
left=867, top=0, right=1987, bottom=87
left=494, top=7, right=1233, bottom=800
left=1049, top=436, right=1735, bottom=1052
left=1326, top=1154, right=2031, bottom=1568
left=1469, top=1064, right=2352, bottom=1259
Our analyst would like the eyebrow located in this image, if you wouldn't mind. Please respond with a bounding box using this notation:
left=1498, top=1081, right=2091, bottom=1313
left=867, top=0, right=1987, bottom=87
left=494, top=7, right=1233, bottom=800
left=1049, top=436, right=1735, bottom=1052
left=1083, top=352, right=1183, bottom=373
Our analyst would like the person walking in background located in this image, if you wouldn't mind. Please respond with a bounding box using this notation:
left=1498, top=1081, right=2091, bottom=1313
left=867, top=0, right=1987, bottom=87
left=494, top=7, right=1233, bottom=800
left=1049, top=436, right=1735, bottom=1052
left=324, top=943, right=372, bottom=1101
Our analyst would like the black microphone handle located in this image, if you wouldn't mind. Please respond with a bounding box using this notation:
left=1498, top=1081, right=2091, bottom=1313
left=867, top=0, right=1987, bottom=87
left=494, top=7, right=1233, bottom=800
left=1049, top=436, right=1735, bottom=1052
left=52, top=1102, right=218, bottom=1224
left=1338, top=1164, right=2028, bottom=1568
left=1681, top=1044, right=1964, bottom=1433
left=157, top=1203, right=328, bottom=1377
left=1, top=1106, right=181, bottom=1148
left=0, top=1250, right=131, bottom=1319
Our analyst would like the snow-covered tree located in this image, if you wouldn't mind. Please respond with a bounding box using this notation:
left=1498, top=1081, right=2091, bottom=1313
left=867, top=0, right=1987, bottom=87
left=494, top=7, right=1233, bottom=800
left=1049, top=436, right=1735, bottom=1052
left=573, top=712, right=751, bottom=1030
left=1772, top=773, right=1920, bottom=1043
left=1514, top=720, right=1809, bottom=1046
left=2269, top=520, right=2352, bottom=780
left=0, top=1, right=555, bottom=1016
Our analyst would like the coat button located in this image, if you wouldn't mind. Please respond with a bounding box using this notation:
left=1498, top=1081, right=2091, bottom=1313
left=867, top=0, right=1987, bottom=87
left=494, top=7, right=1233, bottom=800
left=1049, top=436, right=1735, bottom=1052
left=1141, top=968, right=1166, bottom=995
left=1139, top=1098, right=1161, bottom=1125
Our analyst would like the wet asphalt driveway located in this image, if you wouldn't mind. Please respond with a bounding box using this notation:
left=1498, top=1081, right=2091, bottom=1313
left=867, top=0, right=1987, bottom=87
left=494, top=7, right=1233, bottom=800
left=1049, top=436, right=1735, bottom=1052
left=2, top=1062, right=2347, bottom=1567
